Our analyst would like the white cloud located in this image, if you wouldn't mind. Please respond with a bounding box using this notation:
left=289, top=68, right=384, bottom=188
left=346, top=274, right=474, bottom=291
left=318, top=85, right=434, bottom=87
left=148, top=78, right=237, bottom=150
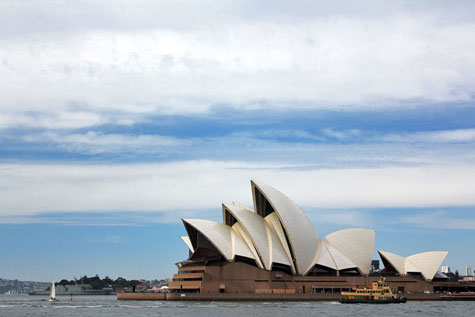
left=399, top=211, right=475, bottom=230
left=1, top=161, right=475, bottom=220
left=0, top=112, right=105, bottom=129
left=1, top=3, right=475, bottom=128
left=17, top=129, right=475, bottom=168
left=383, top=128, right=475, bottom=143
left=321, top=128, right=361, bottom=140
left=24, top=131, right=187, bottom=154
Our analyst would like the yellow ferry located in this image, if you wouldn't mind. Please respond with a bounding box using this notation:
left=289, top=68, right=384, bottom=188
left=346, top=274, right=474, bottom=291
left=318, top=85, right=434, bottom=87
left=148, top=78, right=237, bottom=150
left=340, top=278, right=407, bottom=304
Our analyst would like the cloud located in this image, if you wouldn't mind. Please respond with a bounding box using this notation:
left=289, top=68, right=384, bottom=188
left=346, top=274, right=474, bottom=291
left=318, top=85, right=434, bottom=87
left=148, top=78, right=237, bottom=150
left=2, top=1, right=475, bottom=36
left=23, top=131, right=187, bottom=154
left=1, top=2, right=475, bottom=128
left=1, top=161, right=475, bottom=221
left=15, top=128, right=475, bottom=169
left=0, top=112, right=106, bottom=130
left=382, top=128, right=475, bottom=143
left=399, top=211, right=475, bottom=230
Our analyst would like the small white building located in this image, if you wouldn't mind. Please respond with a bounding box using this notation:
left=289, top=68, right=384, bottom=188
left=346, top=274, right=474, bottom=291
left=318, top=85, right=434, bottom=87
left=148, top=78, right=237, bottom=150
left=466, top=266, right=472, bottom=277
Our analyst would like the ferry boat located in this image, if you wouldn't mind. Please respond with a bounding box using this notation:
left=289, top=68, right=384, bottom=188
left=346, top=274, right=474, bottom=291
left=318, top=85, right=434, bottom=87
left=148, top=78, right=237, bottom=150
left=340, top=278, right=407, bottom=304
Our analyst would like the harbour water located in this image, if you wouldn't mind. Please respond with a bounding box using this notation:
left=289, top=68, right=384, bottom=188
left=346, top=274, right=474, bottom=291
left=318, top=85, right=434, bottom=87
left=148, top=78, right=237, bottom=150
left=1, top=294, right=474, bottom=316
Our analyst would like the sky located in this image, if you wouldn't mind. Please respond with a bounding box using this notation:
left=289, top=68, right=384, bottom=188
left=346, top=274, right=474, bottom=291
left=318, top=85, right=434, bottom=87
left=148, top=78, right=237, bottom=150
left=1, top=0, right=475, bottom=281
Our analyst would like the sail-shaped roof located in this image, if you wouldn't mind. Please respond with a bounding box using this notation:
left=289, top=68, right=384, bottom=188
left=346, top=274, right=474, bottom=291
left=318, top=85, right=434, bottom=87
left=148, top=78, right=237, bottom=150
left=251, top=180, right=318, bottom=275
left=180, top=235, right=194, bottom=252
left=378, top=250, right=406, bottom=275
left=378, top=250, right=448, bottom=280
left=324, top=228, right=375, bottom=275
left=223, top=203, right=291, bottom=269
left=183, top=219, right=255, bottom=261
left=315, top=241, right=337, bottom=270
left=310, top=228, right=375, bottom=274
left=406, top=251, right=449, bottom=280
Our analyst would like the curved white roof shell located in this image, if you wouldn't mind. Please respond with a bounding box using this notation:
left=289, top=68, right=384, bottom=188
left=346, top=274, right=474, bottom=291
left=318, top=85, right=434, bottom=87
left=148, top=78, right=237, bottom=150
left=266, top=221, right=292, bottom=268
left=251, top=180, right=318, bottom=275
left=378, top=250, right=448, bottom=280
left=315, top=242, right=337, bottom=270
left=326, top=244, right=358, bottom=271
left=324, top=228, right=375, bottom=275
left=264, top=212, right=295, bottom=272
left=183, top=219, right=255, bottom=262
left=180, top=236, right=194, bottom=253
left=311, top=228, right=375, bottom=274
left=231, top=222, right=264, bottom=269
left=407, top=251, right=449, bottom=280
left=222, top=203, right=291, bottom=270
left=378, top=250, right=406, bottom=275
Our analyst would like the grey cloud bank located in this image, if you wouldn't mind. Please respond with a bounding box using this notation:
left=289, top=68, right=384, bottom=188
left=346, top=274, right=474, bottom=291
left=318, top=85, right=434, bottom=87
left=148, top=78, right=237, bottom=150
left=2, top=1, right=475, bottom=129
left=1, top=161, right=475, bottom=218
left=1, top=1, right=475, bottom=226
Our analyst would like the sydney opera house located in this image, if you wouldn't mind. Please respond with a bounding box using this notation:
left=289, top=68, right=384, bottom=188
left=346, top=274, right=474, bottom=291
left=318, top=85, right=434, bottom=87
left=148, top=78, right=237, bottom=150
left=168, top=180, right=449, bottom=295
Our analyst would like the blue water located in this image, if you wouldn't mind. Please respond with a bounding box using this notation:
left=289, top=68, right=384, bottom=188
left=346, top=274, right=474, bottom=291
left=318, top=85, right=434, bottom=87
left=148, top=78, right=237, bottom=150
left=1, top=295, right=474, bottom=316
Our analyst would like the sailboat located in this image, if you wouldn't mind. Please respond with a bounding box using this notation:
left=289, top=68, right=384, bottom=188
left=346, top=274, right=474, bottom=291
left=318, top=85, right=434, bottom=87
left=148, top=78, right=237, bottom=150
left=48, top=281, right=57, bottom=302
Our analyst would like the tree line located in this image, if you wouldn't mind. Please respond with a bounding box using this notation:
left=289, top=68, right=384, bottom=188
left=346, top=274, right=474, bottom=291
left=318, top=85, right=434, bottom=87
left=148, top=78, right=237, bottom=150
left=57, top=275, right=142, bottom=290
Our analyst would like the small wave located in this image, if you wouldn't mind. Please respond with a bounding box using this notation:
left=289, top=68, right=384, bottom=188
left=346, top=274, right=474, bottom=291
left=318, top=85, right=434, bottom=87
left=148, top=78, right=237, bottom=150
left=53, top=305, right=104, bottom=308
left=145, top=306, right=163, bottom=308
left=117, top=305, right=143, bottom=308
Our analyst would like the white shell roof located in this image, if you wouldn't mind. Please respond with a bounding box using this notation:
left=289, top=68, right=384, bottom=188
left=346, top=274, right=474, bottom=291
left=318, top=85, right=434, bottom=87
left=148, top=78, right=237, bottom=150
left=232, top=201, right=253, bottom=210
left=378, top=250, right=449, bottom=280
left=378, top=250, right=406, bottom=275
left=180, top=236, right=194, bottom=252
left=324, top=228, right=375, bottom=275
left=232, top=222, right=264, bottom=269
left=264, top=212, right=295, bottom=271
left=251, top=180, right=319, bottom=275
left=223, top=203, right=271, bottom=269
left=183, top=219, right=255, bottom=261
left=324, top=243, right=357, bottom=270
left=223, top=203, right=291, bottom=269
left=315, top=242, right=337, bottom=270
left=231, top=223, right=256, bottom=261
left=406, top=251, right=449, bottom=280
left=405, top=258, right=419, bottom=273
left=267, top=221, right=292, bottom=267
left=312, top=233, right=370, bottom=273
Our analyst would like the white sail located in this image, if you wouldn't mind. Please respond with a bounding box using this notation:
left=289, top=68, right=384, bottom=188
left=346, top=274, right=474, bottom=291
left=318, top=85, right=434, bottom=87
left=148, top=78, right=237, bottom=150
left=49, top=281, right=56, bottom=301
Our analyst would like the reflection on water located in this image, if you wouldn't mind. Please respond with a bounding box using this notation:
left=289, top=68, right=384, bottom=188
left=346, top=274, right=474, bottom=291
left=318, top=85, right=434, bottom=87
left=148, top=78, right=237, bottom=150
left=1, top=295, right=474, bottom=317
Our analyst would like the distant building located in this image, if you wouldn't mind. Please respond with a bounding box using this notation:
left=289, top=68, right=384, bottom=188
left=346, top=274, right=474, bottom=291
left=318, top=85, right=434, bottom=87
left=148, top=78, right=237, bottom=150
left=441, top=265, right=450, bottom=274
left=135, top=283, right=148, bottom=292
left=466, top=266, right=473, bottom=277
left=152, top=285, right=168, bottom=293
left=371, top=260, right=380, bottom=272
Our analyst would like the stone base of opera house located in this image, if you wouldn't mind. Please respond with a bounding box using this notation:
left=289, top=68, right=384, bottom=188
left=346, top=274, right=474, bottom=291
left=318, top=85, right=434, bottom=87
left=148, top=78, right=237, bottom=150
left=118, top=262, right=469, bottom=301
